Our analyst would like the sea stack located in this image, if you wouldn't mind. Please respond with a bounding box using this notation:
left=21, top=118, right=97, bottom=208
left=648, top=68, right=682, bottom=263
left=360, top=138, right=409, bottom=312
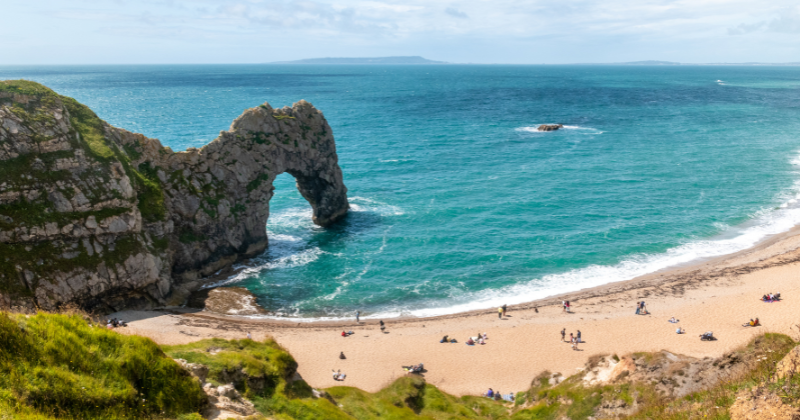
left=0, top=80, right=349, bottom=311
left=537, top=124, right=564, bottom=131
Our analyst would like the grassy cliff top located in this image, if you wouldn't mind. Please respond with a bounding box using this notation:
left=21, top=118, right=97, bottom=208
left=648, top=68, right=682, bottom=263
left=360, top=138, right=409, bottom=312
left=0, top=311, right=207, bottom=419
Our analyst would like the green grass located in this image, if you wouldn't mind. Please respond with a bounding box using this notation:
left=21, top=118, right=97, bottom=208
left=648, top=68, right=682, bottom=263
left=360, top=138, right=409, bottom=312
left=627, top=333, right=797, bottom=420
left=0, top=311, right=206, bottom=419
left=0, top=80, right=59, bottom=97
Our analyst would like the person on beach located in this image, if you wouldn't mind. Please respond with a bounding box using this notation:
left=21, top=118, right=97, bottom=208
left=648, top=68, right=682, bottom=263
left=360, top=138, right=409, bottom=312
left=569, top=333, right=574, bottom=343
left=440, top=335, right=449, bottom=343
left=561, top=328, right=566, bottom=342
left=339, top=352, right=346, bottom=359
left=485, top=388, right=494, bottom=398
left=380, top=320, right=385, bottom=332
left=502, top=304, right=508, bottom=317
left=669, top=317, right=678, bottom=323
left=498, top=307, right=503, bottom=319
left=676, top=327, right=685, bottom=334
left=247, top=331, right=252, bottom=340
left=571, top=338, right=579, bottom=351
left=641, top=301, right=648, bottom=315
left=356, top=311, right=360, bottom=322
left=577, top=330, right=582, bottom=343
left=562, top=301, right=567, bottom=313
left=635, top=302, right=641, bottom=315
left=565, top=301, right=571, bottom=313
left=466, top=337, right=475, bottom=346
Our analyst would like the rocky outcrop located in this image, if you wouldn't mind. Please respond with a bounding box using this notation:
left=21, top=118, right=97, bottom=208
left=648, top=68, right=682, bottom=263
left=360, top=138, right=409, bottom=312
left=537, top=124, right=563, bottom=131
left=0, top=80, right=348, bottom=311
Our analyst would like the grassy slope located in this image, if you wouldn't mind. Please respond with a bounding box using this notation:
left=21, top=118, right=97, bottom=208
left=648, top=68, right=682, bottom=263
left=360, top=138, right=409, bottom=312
left=0, top=312, right=206, bottom=419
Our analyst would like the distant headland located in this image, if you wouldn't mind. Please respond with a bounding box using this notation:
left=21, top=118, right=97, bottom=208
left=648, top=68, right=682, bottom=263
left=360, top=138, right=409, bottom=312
left=268, top=56, right=448, bottom=65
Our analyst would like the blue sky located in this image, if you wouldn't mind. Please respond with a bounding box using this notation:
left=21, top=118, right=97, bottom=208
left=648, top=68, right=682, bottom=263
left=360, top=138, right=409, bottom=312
left=2, top=0, right=799, bottom=64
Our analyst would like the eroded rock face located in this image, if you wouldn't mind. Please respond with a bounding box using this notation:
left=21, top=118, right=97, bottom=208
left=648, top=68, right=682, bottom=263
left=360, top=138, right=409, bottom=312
left=0, top=80, right=348, bottom=311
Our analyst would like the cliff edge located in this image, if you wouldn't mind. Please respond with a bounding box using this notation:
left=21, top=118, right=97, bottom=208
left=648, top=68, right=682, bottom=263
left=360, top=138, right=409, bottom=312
left=0, top=80, right=348, bottom=311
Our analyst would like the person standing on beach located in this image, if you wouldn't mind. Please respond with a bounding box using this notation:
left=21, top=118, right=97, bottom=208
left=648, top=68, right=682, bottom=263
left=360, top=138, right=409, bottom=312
left=561, top=328, right=566, bottom=342
left=577, top=330, right=582, bottom=343
left=247, top=331, right=252, bottom=340
left=569, top=333, right=574, bottom=343
left=562, top=301, right=566, bottom=313
left=502, top=304, right=508, bottom=317
left=635, top=302, right=641, bottom=315
left=498, top=307, right=503, bottom=319
left=356, top=311, right=360, bottom=322
left=380, top=320, right=385, bottom=332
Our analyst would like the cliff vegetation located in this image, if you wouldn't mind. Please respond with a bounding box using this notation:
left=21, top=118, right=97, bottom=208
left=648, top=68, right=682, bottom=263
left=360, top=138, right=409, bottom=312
left=4, top=312, right=800, bottom=420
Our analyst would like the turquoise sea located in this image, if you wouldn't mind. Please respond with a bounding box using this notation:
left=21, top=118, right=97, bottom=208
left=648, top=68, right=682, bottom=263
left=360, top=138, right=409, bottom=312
left=3, top=65, right=800, bottom=319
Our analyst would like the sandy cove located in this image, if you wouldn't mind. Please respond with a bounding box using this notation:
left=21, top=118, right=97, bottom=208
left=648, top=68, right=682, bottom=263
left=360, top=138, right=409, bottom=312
left=114, top=226, right=800, bottom=396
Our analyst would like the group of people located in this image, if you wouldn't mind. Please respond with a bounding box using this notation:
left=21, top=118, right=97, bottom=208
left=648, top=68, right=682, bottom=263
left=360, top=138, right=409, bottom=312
left=466, top=332, right=488, bottom=346
left=440, top=335, right=458, bottom=343
left=560, top=328, right=582, bottom=350
left=761, top=293, right=781, bottom=302
left=742, top=318, right=760, bottom=327
left=561, top=301, right=572, bottom=313
left=106, top=318, right=127, bottom=329
left=332, top=369, right=347, bottom=381
left=497, top=304, right=508, bottom=318
left=404, top=363, right=424, bottom=374
left=635, top=301, right=649, bottom=315
left=483, top=388, right=514, bottom=402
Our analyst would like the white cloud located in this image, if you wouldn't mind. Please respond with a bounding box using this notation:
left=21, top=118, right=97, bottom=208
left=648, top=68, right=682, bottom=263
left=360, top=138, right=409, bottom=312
left=2, top=0, right=799, bottom=63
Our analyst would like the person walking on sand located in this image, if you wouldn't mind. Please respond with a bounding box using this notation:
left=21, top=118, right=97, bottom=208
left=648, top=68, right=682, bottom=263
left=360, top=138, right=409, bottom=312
left=561, top=328, right=566, bottom=342
left=380, top=320, right=385, bottom=332
left=356, top=311, right=360, bottom=322
left=498, top=307, right=503, bottom=319
left=562, top=301, right=566, bottom=313
left=502, top=304, right=508, bottom=317
left=577, top=330, right=582, bottom=343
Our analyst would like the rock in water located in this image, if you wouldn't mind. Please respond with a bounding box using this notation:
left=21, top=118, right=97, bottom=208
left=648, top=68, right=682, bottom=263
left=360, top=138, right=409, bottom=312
left=537, top=124, right=564, bottom=131
left=0, top=80, right=349, bottom=311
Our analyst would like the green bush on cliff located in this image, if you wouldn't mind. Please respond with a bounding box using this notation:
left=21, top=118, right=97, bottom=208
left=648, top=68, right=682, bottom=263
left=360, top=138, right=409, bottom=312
left=0, top=312, right=206, bottom=419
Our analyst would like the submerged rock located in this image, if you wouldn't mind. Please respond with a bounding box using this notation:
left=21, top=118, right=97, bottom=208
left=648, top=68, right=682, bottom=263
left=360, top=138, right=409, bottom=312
left=0, top=80, right=349, bottom=311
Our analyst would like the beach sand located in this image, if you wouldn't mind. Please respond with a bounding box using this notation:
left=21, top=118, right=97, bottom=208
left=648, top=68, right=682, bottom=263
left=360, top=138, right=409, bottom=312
left=114, top=226, right=800, bottom=396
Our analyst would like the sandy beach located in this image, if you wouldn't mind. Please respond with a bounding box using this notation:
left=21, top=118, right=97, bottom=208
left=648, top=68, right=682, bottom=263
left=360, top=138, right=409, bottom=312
left=114, top=225, right=800, bottom=396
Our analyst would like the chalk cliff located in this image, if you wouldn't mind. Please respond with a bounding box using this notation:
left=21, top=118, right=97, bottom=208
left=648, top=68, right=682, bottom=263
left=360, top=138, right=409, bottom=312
left=0, top=80, right=348, bottom=311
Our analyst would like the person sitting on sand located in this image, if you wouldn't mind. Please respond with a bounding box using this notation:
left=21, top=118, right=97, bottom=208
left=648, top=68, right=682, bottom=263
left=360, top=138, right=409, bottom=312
left=762, top=294, right=770, bottom=302
left=478, top=337, right=486, bottom=345
left=341, top=331, right=347, bottom=337
left=669, top=317, right=678, bottom=323
left=440, top=335, right=449, bottom=343
left=494, top=391, right=502, bottom=401
left=676, top=327, right=685, bottom=334
left=340, top=352, right=346, bottom=359
left=481, top=332, right=488, bottom=340
left=485, top=388, right=494, bottom=398
left=332, top=369, right=346, bottom=381
left=754, top=318, right=760, bottom=326
left=466, top=338, right=475, bottom=346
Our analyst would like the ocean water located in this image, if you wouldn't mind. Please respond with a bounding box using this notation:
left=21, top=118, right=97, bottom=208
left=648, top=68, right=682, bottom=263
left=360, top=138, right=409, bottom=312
left=3, top=65, right=800, bottom=319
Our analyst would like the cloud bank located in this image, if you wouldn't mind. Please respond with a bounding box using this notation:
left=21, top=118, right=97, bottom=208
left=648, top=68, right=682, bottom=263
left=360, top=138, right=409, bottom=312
left=2, top=0, right=799, bottom=64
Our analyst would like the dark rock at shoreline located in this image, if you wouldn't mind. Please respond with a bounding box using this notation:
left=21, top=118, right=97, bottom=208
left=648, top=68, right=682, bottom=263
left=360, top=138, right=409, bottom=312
left=537, top=124, right=564, bottom=131
left=187, top=287, right=267, bottom=315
